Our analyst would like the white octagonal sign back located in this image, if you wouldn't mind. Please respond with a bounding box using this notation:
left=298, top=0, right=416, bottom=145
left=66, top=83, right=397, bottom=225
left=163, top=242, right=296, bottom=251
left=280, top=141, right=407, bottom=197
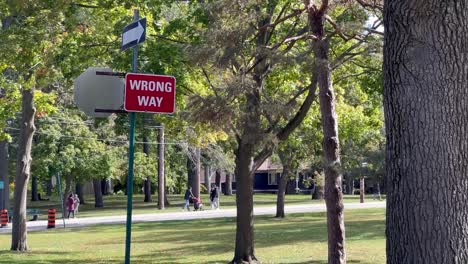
left=74, top=67, right=124, bottom=117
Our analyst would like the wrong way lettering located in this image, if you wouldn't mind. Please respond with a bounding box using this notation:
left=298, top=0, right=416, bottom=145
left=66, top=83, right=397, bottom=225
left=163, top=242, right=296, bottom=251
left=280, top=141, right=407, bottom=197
left=130, top=80, right=172, bottom=107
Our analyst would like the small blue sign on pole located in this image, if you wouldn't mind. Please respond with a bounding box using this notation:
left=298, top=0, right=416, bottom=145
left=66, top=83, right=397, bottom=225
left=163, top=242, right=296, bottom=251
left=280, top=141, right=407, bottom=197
left=0, top=181, right=4, bottom=189
left=121, top=17, right=146, bottom=51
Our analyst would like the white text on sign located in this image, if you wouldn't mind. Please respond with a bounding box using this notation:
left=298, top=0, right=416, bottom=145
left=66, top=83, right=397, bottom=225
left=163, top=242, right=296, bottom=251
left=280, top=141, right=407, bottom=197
left=129, top=80, right=173, bottom=92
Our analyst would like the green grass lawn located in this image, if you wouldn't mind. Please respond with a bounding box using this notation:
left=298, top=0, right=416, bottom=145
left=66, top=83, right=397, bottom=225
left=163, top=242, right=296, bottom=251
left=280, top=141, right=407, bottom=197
left=0, top=208, right=386, bottom=264
left=17, top=193, right=385, bottom=220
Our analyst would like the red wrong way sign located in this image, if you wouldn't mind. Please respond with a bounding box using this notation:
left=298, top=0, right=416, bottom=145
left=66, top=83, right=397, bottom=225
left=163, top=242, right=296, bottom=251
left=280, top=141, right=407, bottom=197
left=124, top=73, right=176, bottom=113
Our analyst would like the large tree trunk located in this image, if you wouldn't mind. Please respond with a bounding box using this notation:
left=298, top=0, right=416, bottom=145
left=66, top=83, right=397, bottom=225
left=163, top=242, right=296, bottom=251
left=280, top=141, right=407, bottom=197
left=11, top=88, right=36, bottom=251
left=0, top=140, right=9, bottom=211
left=232, top=140, right=257, bottom=263
left=157, top=126, right=165, bottom=209
left=192, top=148, right=201, bottom=199
left=384, top=1, right=468, bottom=263
left=225, top=173, right=233, bottom=195
left=75, top=183, right=85, bottom=205
left=231, top=83, right=263, bottom=263
left=93, top=179, right=103, bottom=208
left=308, top=6, right=345, bottom=262
left=31, top=176, right=38, bottom=202
left=143, top=135, right=152, bottom=202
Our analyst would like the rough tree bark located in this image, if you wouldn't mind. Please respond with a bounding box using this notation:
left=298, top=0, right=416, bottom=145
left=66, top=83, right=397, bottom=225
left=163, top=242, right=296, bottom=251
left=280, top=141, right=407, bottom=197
left=225, top=173, right=233, bottom=195
left=0, top=141, right=9, bottom=211
left=307, top=1, right=346, bottom=262
left=143, top=135, right=152, bottom=202
left=75, top=183, right=85, bottom=204
left=232, top=135, right=258, bottom=263
left=31, top=176, right=38, bottom=202
left=11, top=88, right=35, bottom=251
left=384, top=1, right=468, bottom=263
left=93, top=179, right=103, bottom=208
left=231, top=86, right=262, bottom=263
left=157, top=126, right=165, bottom=209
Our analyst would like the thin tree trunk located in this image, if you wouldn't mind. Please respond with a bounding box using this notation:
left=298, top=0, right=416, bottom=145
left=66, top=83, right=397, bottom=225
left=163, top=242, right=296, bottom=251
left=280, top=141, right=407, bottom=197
left=143, top=135, right=152, bottom=202
left=215, top=169, right=221, bottom=189
left=225, top=173, right=233, bottom=195
left=192, top=148, right=201, bottom=199
left=157, top=126, right=165, bottom=209
left=204, top=165, right=211, bottom=191
left=101, top=178, right=112, bottom=195
left=384, top=1, right=468, bottom=262
left=308, top=5, right=345, bottom=262
left=312, top=183, right=324, bottom=200
left=346, top=174, right=353, bottom=195
left=11, top=88, right=35, bottom=251
left=276, top=163, right=291, bottom=218
left=0, top=141, right=9, bottom=211
left=31, top=176, right=38, bottom=202
left=376, top=183, right=381, bottom=201
left=187, top=157, right=194, bottom=189
left=63, top=175, right=72, bottom=210
left=93, top=179, right=103, bottom=208
left=75, top=183, right=85, bottom=205
left=359, top=177, right=365, bottom=203
left=45, top=179, right=52, bottom=197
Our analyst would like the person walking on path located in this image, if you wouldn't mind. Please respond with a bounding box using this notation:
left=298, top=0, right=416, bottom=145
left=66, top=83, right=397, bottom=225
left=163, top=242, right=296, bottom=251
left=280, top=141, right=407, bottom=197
left=210, top=185, right=219, bottom=210
left=67, top=193, right=76, bottom=219
left=182, top=187, right=194, bottom=211
left=74, top=194, right=80, bottom=215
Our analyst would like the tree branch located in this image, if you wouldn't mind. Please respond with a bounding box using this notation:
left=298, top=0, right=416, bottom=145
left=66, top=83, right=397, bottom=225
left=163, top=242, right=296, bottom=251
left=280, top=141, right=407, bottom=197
left=73, top=2, right=100, bottom=8
left=355, top=0, right=383, bottom=12
left=253, top=73, right=319, bottom=170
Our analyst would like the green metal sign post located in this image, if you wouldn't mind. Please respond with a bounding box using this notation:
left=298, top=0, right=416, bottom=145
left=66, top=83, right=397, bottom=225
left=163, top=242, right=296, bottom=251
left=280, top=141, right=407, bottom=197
left=124, top=9, right=140, bottom=264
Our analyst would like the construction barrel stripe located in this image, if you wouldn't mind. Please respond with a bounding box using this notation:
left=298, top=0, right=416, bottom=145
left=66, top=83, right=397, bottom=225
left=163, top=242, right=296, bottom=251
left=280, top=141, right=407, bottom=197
left=47, top=208, right=56, bottom=229
left=0, top=209, right=8, bottom=227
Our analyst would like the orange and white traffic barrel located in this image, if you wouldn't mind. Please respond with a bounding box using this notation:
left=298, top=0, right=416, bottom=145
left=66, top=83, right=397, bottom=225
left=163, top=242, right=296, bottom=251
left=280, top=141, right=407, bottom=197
left=47, top=208, right=56, bottom=229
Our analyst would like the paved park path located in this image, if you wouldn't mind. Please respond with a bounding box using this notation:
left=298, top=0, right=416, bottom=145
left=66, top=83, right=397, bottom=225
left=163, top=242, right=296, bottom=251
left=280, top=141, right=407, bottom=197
left=0, top=201, right=385, bottom=234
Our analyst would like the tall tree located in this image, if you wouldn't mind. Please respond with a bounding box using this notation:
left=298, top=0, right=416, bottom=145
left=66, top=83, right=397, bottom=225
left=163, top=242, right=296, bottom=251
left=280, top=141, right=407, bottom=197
left=186, top=2, right=320, bottom=262
left=383, top=0, right=468, bottom=263
left=11, top=89, right=35, bottom=251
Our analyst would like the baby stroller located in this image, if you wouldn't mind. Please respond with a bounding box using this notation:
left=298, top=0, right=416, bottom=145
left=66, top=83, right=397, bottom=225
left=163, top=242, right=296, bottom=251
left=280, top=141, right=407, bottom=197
left=193, top=196, right=203, bottom=211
